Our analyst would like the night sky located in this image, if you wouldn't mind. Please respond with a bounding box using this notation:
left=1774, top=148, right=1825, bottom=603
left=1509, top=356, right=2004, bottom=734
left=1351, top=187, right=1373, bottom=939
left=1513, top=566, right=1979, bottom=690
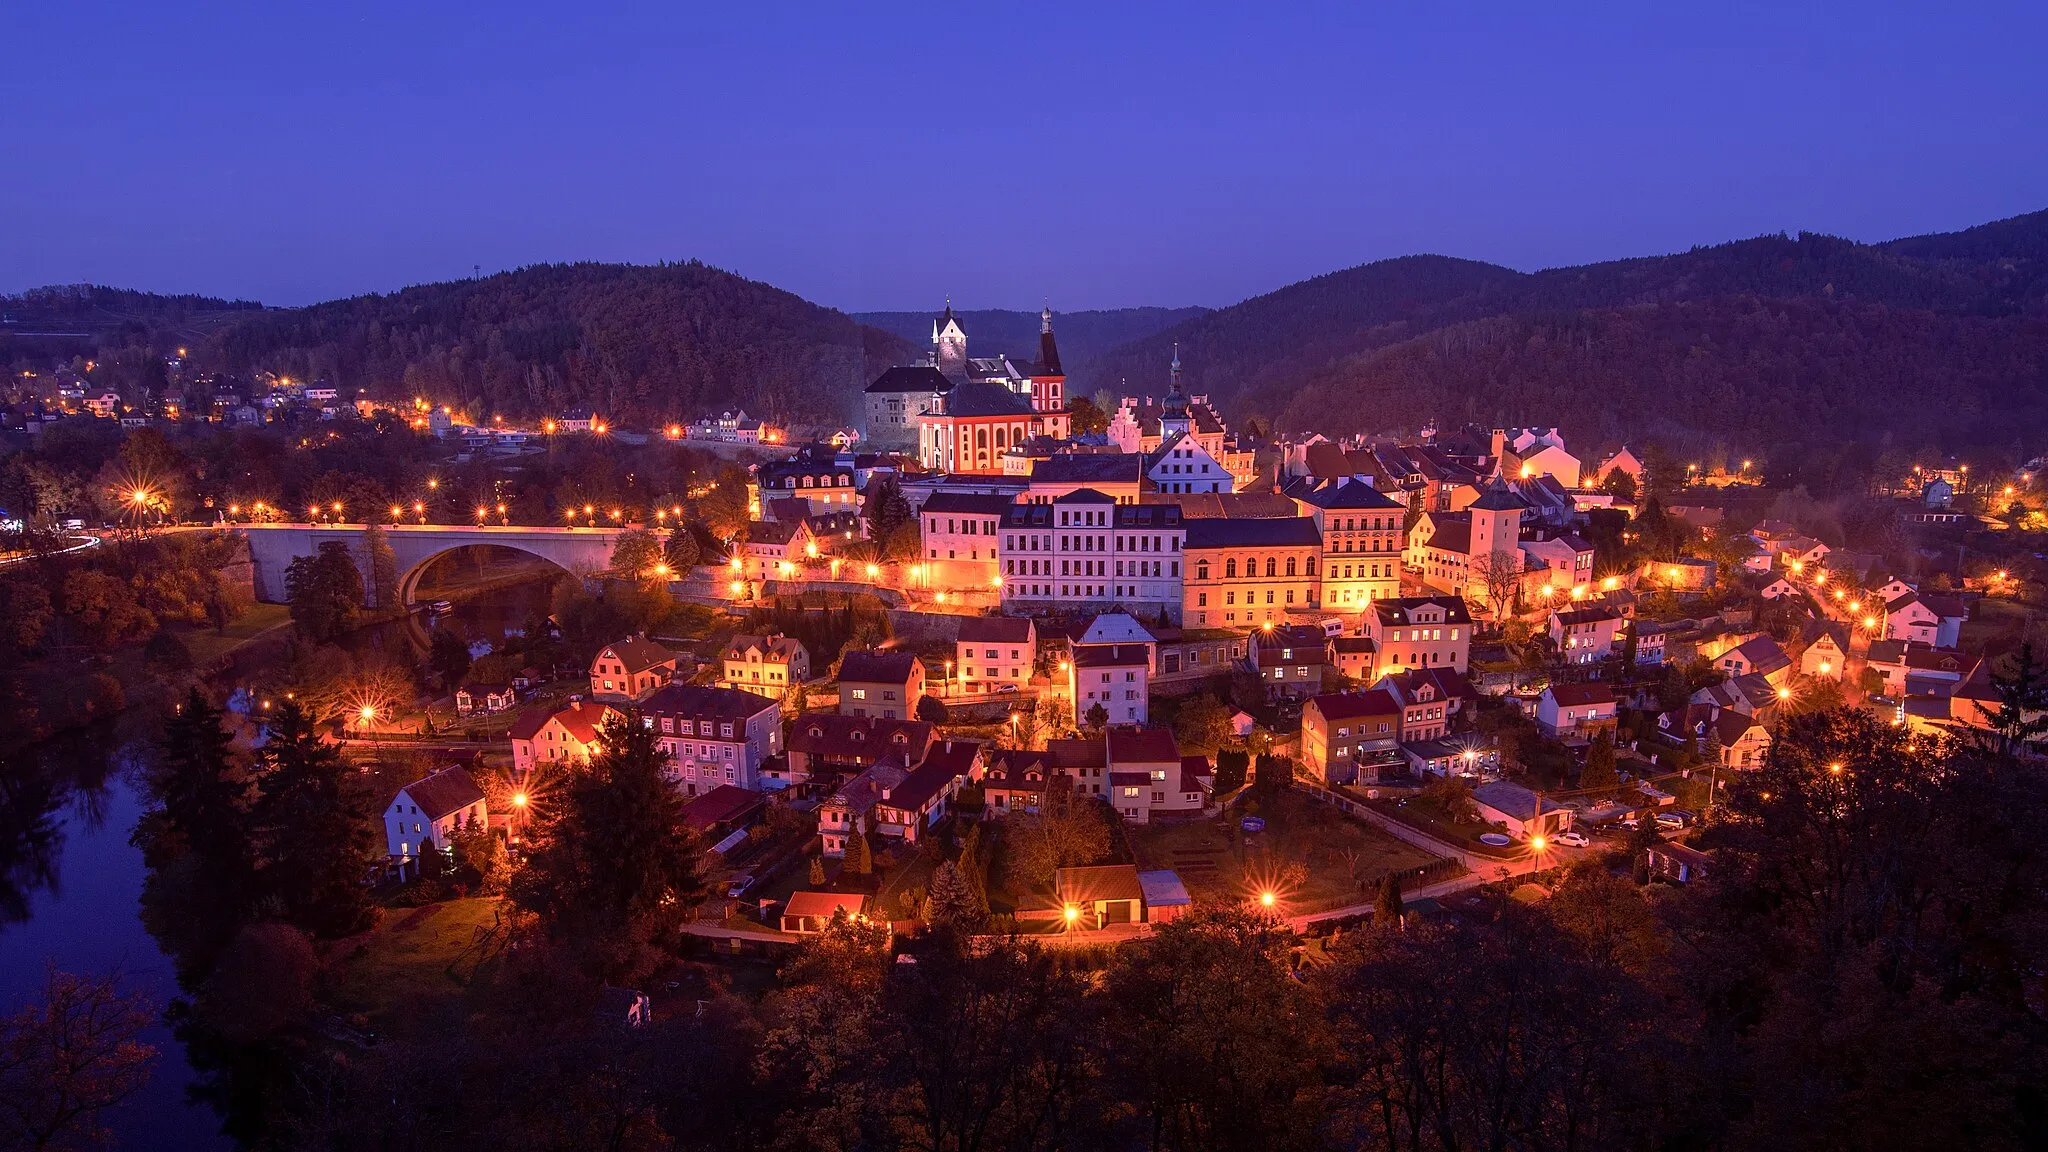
left=7, top=1, right=2044, bottom=311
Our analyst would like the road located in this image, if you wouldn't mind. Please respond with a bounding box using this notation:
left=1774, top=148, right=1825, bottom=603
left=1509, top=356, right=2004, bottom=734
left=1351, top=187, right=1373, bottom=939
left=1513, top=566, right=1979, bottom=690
left=0, top=534, right=102, bottom=566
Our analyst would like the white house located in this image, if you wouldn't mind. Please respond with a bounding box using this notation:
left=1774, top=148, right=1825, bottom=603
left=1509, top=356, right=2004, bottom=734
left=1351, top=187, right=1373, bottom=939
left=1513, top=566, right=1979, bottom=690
left=384, top=767, right=488, bottom=869
left=1069, top=643, right=1150, bottom=726
left=1535, top=683, right=1617, bottom=737
left=1144, top=431, right=1233, bottom=494
left=954, top=616, right=1036, bottom=695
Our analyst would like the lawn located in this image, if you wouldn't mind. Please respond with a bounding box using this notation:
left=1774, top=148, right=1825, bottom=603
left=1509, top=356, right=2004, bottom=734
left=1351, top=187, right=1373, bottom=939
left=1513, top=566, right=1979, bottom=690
left=1127, top=790, right=1440, bottom=915
left=180, top=602, right=293, bottom=666
left=323, top=896, right=508, bottom=1030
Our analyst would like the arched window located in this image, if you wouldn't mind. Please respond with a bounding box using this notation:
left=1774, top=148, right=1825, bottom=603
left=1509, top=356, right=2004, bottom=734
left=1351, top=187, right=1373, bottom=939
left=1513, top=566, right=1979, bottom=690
left=976, top=427, right=989, bottom=448
left=1197, top=561, right=1210, bottom=581
left=1285, top=556, right=1297, bottom=577
left=1225, top=558, right=1237, bottom=579
left=1265, top=557, right=1277, bottom=578
left=994, top=426, right=1007, bottom=449
left=1306, top=556, right=1317, bottom=576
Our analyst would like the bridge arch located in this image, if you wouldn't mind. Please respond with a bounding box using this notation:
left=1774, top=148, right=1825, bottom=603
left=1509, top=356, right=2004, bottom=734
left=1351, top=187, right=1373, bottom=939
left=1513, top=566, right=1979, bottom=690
left=394, top=541, right=584, bottom=606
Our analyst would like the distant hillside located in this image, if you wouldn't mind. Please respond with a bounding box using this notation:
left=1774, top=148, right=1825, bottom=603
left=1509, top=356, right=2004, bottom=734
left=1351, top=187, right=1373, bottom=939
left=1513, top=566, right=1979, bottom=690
left=1078, top=216, right=2048, bottom=462
left=1, top=284, right=264, bottom=353
left=852, top=306, right=1207, bottom=372
left=203, top=262, right=911, bottom=425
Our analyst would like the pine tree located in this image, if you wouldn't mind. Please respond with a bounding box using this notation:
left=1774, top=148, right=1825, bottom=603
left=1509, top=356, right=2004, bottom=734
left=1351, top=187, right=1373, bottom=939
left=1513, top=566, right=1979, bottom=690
left=1213, top=749, right=1250, bottom=795
left=926, top=860, right=983, bottom=930
left=1374, top=872, right=1404, bottom=928
left=957, top=824, right=989, bottom=908
left=846, top=829, right=873, bottom=876
left=509, top=710, right=708, bottom=980
left=252, top=702, right=381, bottom=938
left=1581, top=730, right=1620, bottom=794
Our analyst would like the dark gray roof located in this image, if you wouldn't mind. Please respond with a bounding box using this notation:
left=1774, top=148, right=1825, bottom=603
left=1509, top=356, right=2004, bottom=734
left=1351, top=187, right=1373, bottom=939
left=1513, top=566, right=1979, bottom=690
left=1284, top=475, right=1404, bottom=510
left=1467, top=477, right=1530, bottom=512
left=942, top=380, right=1036, bottom=417
left=1183, top=517, right=1323, bottom=549
left=640, top=683, right=781, bottom=722
left=839, top=650, right=920, bottom=684
left=920, top=491, right=1016, bottom=516
left=866, top=365, right=954, bottom=394
left=1031, top=454, right=1143, bottom=485
left=399, top=768, right=486, bottom=822
left=958, top=616, right=1035, bottom=643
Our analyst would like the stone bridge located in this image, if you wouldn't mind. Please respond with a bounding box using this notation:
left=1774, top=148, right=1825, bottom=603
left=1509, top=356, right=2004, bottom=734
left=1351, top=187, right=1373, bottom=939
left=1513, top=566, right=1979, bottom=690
left=239, top=523, right=628, bottom=606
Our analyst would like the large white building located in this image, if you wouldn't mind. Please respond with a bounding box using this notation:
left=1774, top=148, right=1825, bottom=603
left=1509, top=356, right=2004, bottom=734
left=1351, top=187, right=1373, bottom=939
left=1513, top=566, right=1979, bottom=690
left=998, top=492, right=1184, bottom=622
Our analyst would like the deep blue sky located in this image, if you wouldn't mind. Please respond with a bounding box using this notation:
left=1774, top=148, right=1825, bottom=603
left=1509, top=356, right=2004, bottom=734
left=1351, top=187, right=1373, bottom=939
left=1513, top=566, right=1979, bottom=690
left=7, top=1, right=2045, bottom=312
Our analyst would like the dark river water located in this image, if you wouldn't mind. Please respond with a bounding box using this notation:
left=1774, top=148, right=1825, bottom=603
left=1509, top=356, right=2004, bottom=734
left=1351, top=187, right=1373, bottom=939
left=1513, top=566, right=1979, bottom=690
left=0, top=565, right=558, bottom=1148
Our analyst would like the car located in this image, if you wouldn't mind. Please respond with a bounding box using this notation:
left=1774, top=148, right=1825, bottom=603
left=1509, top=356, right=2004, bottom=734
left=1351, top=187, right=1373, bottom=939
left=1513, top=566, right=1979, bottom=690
left=724, top=874, right=754, bottom=898
left=1556, top=831, right=1591, bottom=848
left=1654, top=812, right=1685, bottom=831
left=994, top=683, right=1019, bottom=694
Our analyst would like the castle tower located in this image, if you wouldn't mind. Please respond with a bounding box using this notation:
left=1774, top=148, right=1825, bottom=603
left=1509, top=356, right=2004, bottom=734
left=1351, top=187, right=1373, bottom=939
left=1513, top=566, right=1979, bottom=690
left=933, top=301, right=968, bottom=382
left=1160, top=343, right=1193, bottom=438
left=1031, top=306, right=1066, bottom=413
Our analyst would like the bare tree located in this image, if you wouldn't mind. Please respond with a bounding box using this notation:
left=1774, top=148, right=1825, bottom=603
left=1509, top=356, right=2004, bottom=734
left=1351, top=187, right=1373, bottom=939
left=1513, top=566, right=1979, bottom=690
left=1469, top=549, right=1523, bottom=620
left=0, top=969, right=158, bottom=1151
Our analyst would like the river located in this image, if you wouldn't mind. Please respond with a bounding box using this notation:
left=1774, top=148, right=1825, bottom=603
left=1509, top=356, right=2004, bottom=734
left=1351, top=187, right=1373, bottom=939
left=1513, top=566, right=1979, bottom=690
left=0, top=559, right=561, bottom=1148
left=0, top=736, right=228, bottom=1149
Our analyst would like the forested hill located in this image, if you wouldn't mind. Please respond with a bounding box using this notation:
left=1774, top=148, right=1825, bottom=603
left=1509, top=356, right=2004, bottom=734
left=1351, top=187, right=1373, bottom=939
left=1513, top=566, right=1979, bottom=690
left=1, top=285, right=263, bottom=349
left=198, top=262, right=910, bottom=426
left=1077, top=210, right=2048, bottom=461
left=852, top=306, right=1207, bottom=370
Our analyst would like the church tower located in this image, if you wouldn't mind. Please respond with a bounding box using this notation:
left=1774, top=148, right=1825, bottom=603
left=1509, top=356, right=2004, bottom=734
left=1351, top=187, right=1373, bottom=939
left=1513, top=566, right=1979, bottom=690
left=1030, top=306, right=1066, bottom=413
left=932, top=301, right=968, bottom=383
left=1159, top=343, right=1193, bottom=439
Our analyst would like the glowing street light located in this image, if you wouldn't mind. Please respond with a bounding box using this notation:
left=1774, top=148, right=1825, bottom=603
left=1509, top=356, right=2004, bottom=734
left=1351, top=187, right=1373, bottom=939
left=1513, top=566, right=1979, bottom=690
left=1062, top=904, right=1080, bottom=927
left=512, top=792, right=528, bottom=808
left=1258, top=890, right=1276, bottom=909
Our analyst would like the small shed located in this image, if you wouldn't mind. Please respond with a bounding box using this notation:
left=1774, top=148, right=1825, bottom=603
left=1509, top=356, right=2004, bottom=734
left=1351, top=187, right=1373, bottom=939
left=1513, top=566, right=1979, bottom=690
left=1054, top=864, right=1145, bottom=929
left=781, top=891, right=867, bottom=934
left=1648, top=843, right=1711, bottom=885
left=1137, top=869, right=1193, bottom=924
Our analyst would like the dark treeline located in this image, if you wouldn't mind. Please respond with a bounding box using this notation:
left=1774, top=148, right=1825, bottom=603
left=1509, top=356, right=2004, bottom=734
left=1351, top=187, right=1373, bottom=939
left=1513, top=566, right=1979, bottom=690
left=1078, top=214, right=2048, bottom=469
left=204, top=261, right=909, bottom=425
left=127, top=669, right=2047, bottom=1152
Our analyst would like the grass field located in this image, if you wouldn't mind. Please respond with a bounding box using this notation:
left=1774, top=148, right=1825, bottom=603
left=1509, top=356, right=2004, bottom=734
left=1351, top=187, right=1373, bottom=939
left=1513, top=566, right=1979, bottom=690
left=180, top=602, right=292, bottom=666
left=1127, top=790, right=1439, bottom=915
left=323, top=897, right=507, bottom=1030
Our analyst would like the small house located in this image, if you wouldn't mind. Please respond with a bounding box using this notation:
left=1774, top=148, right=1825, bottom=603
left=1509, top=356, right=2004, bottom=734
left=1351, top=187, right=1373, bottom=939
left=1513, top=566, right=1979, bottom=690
left=454, top=681, right=515, bottom=716
left=384, top=767, right=488, bottom=870
left=781, top=891, right=869, bottom=934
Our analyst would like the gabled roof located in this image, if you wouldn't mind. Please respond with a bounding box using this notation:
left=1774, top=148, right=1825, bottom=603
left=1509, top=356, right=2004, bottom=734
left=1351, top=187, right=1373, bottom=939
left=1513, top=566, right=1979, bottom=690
left=397, top=767, right=486, bottom=821
left=958, top=616, right=1034, bottom=644
left=680, top=785, right=765, bottom=832
left=508, top=700, right=621, bottom=744
left=1466, top=477, right=1530, bottom=512
left=1800, top=618, right=1849, bottom=650
left=1283, top=475, right=1404, bottom=510
left=640, top=683, right=782, bottom=721
left=1055, top=864, right=1145, bottom=904
left=785, top=891, right=867, bottom=920
left=1047, top=737, right=1108, bottom=771
left=1072, top=643, right=1150, bottom=669
left=600, top=636, right=676, bottom=675
left=726, top=633, right=807, bottom=662
left=1375, top=667, right=1479, bottom=707
left=866, top=365, right=954, bottom=394
left=1544, top=683, right=1616, bottom=707
left=1551, top=608, right=1623, bottom=627
left=789, top=712, right=934, bottom=760
left=1726, top=637, right=1792, bottom=675
left=1309, top=690, right=1400, bottom=721
left=746, top=519, right=803, bottom=545
left=1107, top=728, right=1180, bottom=765
left=1372, top=597, right=1473, bottom=626
left=839, top=650, right=920, bottom=683
left=1471, top=780, right=1570, bottom=822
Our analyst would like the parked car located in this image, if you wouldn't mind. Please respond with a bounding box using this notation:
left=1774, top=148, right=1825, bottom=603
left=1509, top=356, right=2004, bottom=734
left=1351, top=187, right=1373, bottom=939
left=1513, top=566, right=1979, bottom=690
left=724, top=873, right=755, bottom=899
left=1654, top=812, right=1686, bottom=832
left=1556, top=831, right=1591, bottom=848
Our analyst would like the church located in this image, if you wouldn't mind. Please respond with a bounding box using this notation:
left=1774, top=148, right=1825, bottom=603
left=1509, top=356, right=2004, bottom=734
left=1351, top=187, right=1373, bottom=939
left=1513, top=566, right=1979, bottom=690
left=861, top=304, right=1070, bottom=472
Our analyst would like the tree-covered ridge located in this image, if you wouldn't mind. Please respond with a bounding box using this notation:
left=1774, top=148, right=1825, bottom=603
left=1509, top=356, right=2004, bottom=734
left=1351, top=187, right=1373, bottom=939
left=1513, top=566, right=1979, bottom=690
left=1078, top=214, right=2048, bottom=455
left=202, top=261, right=911, bottom=425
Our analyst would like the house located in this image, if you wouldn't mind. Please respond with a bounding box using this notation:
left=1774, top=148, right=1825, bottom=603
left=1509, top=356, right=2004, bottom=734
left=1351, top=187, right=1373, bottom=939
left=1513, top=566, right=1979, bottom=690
left=784, top=713, right=936, bottom=792
left=1471, top=780, right=1573, bottom=841
left=1146, top=430, right=1234, bottom=495
left=721, top=633, right=811, bottom=699
left=1401, top=734, right=1500, bottom=779
left=588, top=637, right=676, bottom=702
left=1137, top=870, right=1193, bottom=924
left=738, top=518, right=820, bottom=582
left=1180, top=516, right=1325, bottom=628
left=818, top=758, right=909, bottom=856
left=1717, top=636, right=1793, bottom=685
left=640, top=683, right=785, bottom=794
left=1659, top=704, right=1772, bottom=768
left=1302, top=690, right=1402, bottom=785
left=1593, top=445, right=1645, bottom=489
left=1363, top=597, right=1473, bottom=678
left=1548, top=608, right=1626, bottom=665
left=1799, top=619, right=1849, bottom=680
left=1330, top=636, right=1378, bottom=680
left=979, top=748, right=1057, bottom=816
left=383, top=767, right=487, bottom=868
left=1248, top=624, right=1332, bottom=701
left=454, top=681, right=515, bottom=716
left=1069, top=643, right=1151, bottom=726
left=1104, top=728, right=1207, bottom=823
left=1692, top=673, right=1781, bottom=718
left=837, top=650, right=926, bottom=719
left=955, top=616, right=1036, bottom=695
left=1047, top=736, right=1111, bottom=800
left=1634, top=621, right=1667, bottom=666
left=920, top=491, right=1015, bottom=590
left=870, top=740, right=980, bottom=845
left=1647, top=843, right=1711, bottom=884
left=509, top=700, right=622, bottom=775
left=1282, top=475, right=1407, bottom=610
left=1519, top=533, right=1598, bottom=601
left=997, top=496, right=1184, bottom=619
left=1866, top=641, right=1981, bottom=703
left=781, top=891, right=870, bottom=934
left=1884, top=591, right=1965, bottom=647
left=1406, top=478, right=1527, bottom=605
left=1049, top=864, right=1147, bottom=929
left=1535, top=683, right=1618, bottom=738
left=1372, top=667, right=1477, bottom=742
left=1759, top=577, right=1798, bottom=601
